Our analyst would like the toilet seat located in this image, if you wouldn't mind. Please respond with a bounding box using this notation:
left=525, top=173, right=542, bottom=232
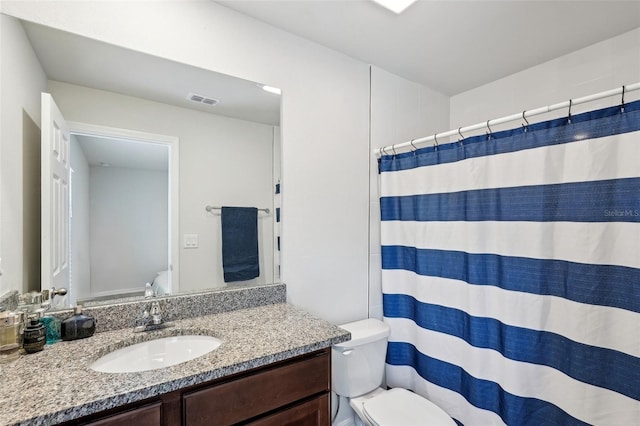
left=361, top=388, right=455, bottom=426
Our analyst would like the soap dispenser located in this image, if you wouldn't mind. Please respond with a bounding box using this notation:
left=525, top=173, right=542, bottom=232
left=61, top=306, right=96, bottom=341
left=23, top=317, right=46, bottom=354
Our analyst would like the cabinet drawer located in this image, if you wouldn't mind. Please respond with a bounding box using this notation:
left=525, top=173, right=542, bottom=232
left=183, top=351, right=329, bottom=426
left=82, top=402, right=161, bottom=426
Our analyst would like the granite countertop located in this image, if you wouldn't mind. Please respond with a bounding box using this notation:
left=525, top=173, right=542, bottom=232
left=0, top=303, right=350, bottom=426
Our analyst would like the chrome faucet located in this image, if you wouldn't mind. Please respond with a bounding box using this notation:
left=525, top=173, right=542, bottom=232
left=134, top=300, right=166, bottom=332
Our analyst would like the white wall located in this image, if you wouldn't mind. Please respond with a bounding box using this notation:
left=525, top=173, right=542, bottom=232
left=22, top=97, right=41, bottom=294
left=70, top=135, right=91, bottom=303
left=368, top=66, right=450, bottom=319
left=90, top=166, right=168, bottom=296
left=0, top=14, right=47, bottom=295
left=451, top=28, right=640, bottom=133
left=47, top=81, right=275, bottom=294
left=1, top=1, right=371, bottom=324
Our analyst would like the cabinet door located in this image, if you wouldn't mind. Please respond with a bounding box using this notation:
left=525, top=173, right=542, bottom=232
left=82, top=402, right=161, bottom=426
left=247, top=394, right=330, bottom=426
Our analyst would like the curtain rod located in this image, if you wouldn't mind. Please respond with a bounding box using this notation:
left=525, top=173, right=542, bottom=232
left=376, top=82, right=640, bottom=157
left=205, top=205, right=271, bottom=214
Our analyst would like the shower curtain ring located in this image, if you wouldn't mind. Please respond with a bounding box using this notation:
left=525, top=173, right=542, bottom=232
left=409, top=139, right=417, bottom=152
left=486, top=120, right=493, bottom=138
left=522, top=110, right=529, bottom=131
left=458, top=127, right=465, bottom=141
left=621, top=85, right=626, bottom=112
left=433, top=134, right=439, bottom=150
left=567, top=99, right=573, bottom=123
left=391, top=144, right=397, bottom=156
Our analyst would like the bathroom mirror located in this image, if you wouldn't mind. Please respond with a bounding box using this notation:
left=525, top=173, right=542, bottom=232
left=8, top=19, right=282, bottom=308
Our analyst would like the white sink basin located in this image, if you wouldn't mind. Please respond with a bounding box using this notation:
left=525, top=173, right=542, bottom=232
left=90, top=335, right=222, bottom=373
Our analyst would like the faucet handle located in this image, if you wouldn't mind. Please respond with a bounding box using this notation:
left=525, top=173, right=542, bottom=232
left=133, top=306, right=150, bottom=327
left=150, top=301, right=162, bottom=325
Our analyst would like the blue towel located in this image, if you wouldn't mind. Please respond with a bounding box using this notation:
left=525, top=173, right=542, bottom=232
left=221, top=207, right=259, bottom=282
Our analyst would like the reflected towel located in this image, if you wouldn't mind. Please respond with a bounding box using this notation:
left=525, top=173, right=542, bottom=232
left=221, top=207, right=259, bottom=282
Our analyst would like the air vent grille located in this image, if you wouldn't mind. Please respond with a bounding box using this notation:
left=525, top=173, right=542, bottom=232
left=187, top=93, right=219, bottom=106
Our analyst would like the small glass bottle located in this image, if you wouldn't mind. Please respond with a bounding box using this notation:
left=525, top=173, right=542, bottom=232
left=39, top=313, right=61, bottom=345
left=0, top=312, right=22, bottom=363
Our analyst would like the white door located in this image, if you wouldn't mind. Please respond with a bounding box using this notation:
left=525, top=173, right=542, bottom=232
left=41, top=93, right=70, bottom=292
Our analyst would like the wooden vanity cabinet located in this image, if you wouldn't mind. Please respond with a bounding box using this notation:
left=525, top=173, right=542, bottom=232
left=68, top=348, right=330, bottom=426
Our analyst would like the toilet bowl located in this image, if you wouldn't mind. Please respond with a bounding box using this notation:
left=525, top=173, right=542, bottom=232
left=332, top=318, right=454, bottom=426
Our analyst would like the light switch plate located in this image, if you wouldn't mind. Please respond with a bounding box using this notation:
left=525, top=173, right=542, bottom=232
left=183, top=234, right=199, bottom=248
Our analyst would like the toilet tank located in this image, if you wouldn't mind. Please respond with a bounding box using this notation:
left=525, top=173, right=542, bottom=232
left=332, top=318, right=390, bottom=397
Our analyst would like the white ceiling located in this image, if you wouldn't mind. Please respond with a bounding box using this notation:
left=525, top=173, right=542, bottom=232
left=74, top=134, right=169, bottom=171
left=217, top=0, right=640, bottom=96
left=20, top=1, right=640, bottom=125
left=22, top=21, right=281, bottom=126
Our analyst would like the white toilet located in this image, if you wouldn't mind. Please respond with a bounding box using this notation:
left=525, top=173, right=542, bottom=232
left=332, top=318, right=455, bottom=426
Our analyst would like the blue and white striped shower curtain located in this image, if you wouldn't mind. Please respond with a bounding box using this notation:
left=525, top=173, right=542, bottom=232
left=379, top=100, right=640, bottom=425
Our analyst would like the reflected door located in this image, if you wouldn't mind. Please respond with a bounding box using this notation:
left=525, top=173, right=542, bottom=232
left=41, top=93, right=70, bottom=292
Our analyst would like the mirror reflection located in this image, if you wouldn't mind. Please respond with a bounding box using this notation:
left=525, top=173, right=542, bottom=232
left=70, top=134, right=170, bottom=304
left=13, top=19, right=282, bottom=309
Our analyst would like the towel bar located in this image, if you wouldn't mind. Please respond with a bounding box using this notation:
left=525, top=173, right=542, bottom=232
left=206, top=205, right=270, bottom=214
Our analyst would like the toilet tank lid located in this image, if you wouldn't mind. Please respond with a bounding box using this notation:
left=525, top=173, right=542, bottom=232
left=335, top=318, right=390, bottom=348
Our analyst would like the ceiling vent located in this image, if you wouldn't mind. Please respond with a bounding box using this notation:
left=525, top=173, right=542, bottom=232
left=187, top=93, right=219, bottom=106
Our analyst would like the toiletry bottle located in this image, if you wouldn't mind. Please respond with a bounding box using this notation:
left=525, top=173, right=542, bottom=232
left=144, top=282, right=154, bottom=298
left=0, top=312, right=22, bottom=363
left=61, top=306, right=96, bottom=341
left=23, top=317, right=46, bottom=354
left=39, top=312, right=61, bottom=345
